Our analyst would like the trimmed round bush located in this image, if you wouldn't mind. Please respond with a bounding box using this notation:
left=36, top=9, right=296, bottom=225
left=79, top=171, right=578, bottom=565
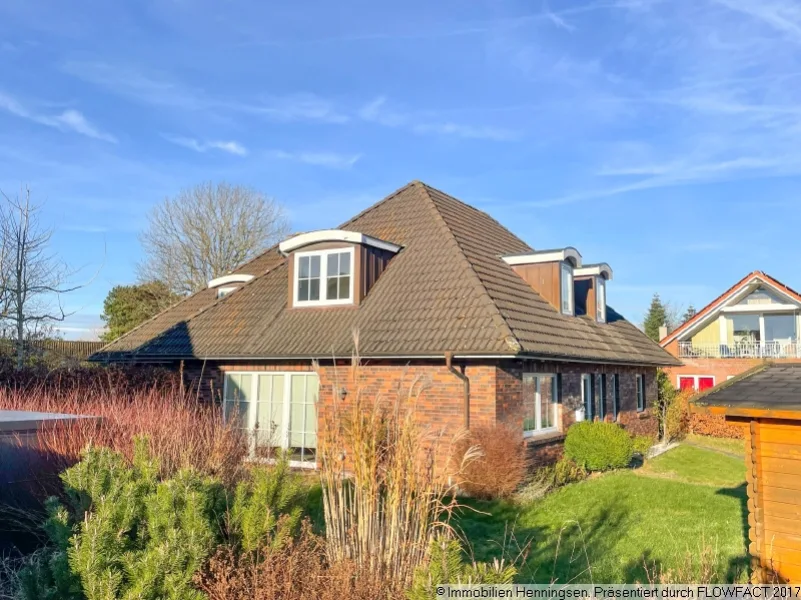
left=564, top=421, right=634, bottom=471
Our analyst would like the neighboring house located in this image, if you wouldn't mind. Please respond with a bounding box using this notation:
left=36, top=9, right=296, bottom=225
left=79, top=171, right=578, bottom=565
left=660, top=271, right=801, bottom=392
left=94, top=181, right=677, bottom=468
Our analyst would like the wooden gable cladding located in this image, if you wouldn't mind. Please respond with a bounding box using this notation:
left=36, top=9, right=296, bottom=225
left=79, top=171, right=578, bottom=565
left=511, top=262, right=561, bottom=311
left=575, top=276, right=597, bottom=319
left=286, top=241, right=394, bottom=309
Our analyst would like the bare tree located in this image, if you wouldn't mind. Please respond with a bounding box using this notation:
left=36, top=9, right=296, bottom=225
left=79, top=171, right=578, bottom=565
left=0, top=186, right=86, bottom=369
left=139, top=181, right=289, bottom=295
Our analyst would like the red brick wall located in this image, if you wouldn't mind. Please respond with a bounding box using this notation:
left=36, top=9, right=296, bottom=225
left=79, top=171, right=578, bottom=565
left=178, top=358, right=659, bottom=471
left=495, top=361, right=659, bottom=464
left=663, top=357, right=767, bottom=389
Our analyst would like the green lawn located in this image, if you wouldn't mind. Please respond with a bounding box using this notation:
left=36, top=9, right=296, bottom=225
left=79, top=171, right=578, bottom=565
left=640, top=445, right=746, bottom=487
left=685, top=434, right=746, bottom=458
left=455, top=444, right=749, bottom=583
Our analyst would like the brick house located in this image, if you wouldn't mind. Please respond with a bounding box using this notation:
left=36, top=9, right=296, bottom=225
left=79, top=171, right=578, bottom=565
left=95, top=181, right=678, bottom=468
left=660, top=271, right=801, bottom=392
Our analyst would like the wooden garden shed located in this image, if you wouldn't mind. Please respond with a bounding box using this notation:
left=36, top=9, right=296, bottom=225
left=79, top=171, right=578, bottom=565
left=695, top=363, right=801, bottom=583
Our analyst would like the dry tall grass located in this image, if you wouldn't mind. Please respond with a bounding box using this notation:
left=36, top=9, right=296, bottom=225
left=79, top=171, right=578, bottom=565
left=318, top=357, right=472, bottom=590
left=0, top=368, right=246, bottom=485
left=453, top=424, right=528, bottom=500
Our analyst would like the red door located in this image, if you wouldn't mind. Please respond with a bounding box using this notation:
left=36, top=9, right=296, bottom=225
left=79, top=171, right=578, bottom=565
left=679, top=377, right=695, bottom=391
left=698, top=377, right=715, bottom=391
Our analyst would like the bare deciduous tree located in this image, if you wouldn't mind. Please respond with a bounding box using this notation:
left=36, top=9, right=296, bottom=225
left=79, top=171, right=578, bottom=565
left=0, top=186, right=86, bottom=369
left=139, top=181, right=289, bottom=295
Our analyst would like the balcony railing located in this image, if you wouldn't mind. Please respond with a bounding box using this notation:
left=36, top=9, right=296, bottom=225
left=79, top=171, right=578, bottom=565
left=678, top=341, right=801, bottom=359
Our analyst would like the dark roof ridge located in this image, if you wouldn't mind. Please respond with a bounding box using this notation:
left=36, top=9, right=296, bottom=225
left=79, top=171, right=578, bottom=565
left=417, top=184, right=521, bottom=352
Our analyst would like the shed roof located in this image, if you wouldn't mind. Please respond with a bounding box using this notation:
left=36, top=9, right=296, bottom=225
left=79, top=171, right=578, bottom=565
left=694, top=362, right=801, bottom=416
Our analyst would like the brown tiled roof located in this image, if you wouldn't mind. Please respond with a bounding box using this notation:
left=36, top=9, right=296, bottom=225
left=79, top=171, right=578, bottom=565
left=96, top=181, right=678, bottom=366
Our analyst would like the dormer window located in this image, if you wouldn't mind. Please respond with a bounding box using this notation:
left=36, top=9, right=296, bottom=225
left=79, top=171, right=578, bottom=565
left=294, top=248, right=354, bottom=306
left=207, top=274, right=254, bottom=299
left=561, top=262, right=574, bottom=315
left=596, top=277, right=606, bottom=323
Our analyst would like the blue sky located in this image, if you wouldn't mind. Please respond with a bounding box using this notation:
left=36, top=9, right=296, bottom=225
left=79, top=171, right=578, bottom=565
left=1, top=0, right=801, bottom=339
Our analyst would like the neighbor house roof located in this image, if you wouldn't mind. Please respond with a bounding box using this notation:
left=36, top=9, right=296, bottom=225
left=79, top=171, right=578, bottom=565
left=694, top=362, right=801, bottom=416
left=96, top=181, right=678, bottom=366
left=660, top=270, right=801, bottom=347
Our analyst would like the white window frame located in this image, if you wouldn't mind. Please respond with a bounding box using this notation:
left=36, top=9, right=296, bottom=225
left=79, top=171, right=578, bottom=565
left=217, top=286, right=238, bottom=299
left=596, top=277, right=606, bottom=323
left=677, top=374, right=716, bottom=391
left=522, top=373, right=559, bottom=437
left=609, top=374, right=619, bottom=421
left=223, top=371, right=319, bottom=468
left=561, top=262, right=574, bottom=315
left=293, top=247, right=355, bottom=307
left=636, top=374, right=645, bottom=412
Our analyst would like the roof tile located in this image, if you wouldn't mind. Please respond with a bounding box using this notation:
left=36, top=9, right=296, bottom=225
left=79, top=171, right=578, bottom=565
left=97, top=181, right=678, bottom=366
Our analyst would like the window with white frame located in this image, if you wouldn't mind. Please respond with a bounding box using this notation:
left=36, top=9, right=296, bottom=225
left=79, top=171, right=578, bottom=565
left=522, top=374, right=558, bottom=435
left=294, top=248, right=353, bottom=306
left=561, top=262, right=574, bottom=315
left=224, top=371, right=319, bottom=465
left=636, top=374, right=645, bottom=411
left=596, top=277, right=606, bottom=323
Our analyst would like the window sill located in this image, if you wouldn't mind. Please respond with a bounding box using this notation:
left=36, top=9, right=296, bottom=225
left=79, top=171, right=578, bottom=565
left=523, top=430, right=565, bottom=446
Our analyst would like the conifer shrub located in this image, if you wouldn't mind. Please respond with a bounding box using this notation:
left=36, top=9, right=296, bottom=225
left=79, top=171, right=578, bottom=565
left=407, top=536, right=517, bottom=600
left=16, top=441, right=304, bottom=600
left=564, top=421, right=633, bottom=471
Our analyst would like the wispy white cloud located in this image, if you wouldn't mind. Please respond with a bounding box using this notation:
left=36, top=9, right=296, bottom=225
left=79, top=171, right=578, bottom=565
left=544, top=6, right=577, bottom=32
left=163, top=135, right=248, bottom=156
left=0, top=91, right=116, bottom=142
left=712, top=0, right=801, bottom=42
left=358, top=96, right=517, bottom=141
left=62, top=61, right=348, bottom=124
left=267, top=150, right=362, bottom=169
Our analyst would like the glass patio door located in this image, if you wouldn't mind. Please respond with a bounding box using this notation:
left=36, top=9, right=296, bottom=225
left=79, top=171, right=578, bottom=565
left=224, top=372, right=319, bottom=465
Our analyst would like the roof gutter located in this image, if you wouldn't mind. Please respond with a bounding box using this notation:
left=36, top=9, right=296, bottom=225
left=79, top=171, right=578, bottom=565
left=445, top=351, right=470, bottom=430
left=90, top=352, right=678, bottom=368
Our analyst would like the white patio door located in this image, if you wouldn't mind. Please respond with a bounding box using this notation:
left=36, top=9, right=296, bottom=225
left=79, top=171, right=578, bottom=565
left=224, top=372, right=319, bottom=465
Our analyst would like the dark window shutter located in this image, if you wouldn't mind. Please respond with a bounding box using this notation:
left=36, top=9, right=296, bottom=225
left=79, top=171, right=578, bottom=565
left=556, top=373, right=563, bottom=404
left=600, top=374, right=607, bottom=420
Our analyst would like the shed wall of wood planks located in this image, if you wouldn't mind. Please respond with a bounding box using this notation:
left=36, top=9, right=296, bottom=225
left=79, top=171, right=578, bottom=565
left=746, top=418, right=801, bottom=582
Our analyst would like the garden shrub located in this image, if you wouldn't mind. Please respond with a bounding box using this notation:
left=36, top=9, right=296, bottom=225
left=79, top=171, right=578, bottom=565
left=16, top=441, right=303, bottom=600
left=407, top=536, right=517, bottom=600
left=564, top=421, right=633, bottom=471
left=196, top=521, right=393, bottom=600
left=229, top=457, right=304, bottom=553
left=632, top=434, right=655, bottom=456
left=19, top=439, right=224, bottom=600
left=689, top=412, right=744, bottom=439
left=517, top=457, right=586, bottom=502
left=664, top=389, right=692, bottom=442
left=452, top=424, right=527, bottom=500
